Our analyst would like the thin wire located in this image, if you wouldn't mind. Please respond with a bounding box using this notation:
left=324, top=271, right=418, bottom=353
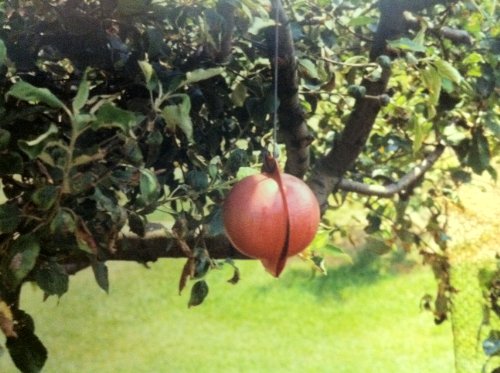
left=272, top=1, right=280, bottom=159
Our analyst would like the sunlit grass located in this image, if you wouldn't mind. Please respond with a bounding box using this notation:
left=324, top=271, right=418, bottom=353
left=0, top=256, right=453, bottom=372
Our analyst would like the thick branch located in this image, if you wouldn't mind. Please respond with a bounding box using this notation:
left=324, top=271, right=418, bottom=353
left=62, top=233, right=249, bottom=275
left=268, top=0, right=312, bottom=178
left=112, top=232, right=248, bottom=261
left=439, top=26, right=473, bottom=46
left=335, top=144, right=445, bottom=197
left=404, top=13, right=473, bottom=46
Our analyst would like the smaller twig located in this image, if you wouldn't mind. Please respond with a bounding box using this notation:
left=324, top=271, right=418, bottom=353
left=335, top=144, right=445, bottom=197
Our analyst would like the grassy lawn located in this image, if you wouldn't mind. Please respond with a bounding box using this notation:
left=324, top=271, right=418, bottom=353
left=0, top=256, right=454, bottom=372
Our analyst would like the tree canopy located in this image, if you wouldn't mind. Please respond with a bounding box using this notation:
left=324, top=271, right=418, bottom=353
left=0, top=0, right=498, bottom=371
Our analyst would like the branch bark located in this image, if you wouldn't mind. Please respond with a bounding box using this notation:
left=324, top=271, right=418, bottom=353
left=268, top=0, right=312, bottom=178
left=334, top=144, right=445, bottom=197
left=215, top=0, right=236, bottom=63
left=112, top=233, right=248, bottom=261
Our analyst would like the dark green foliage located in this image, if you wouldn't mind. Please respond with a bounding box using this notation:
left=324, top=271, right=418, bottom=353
left=6, top=310, right=47, bottom=373
left=188, top=280, right=209, bottom=308
left=35, top=262, right=69, bottom=298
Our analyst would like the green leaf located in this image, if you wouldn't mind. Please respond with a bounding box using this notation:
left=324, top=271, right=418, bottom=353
left=298, top=59, right=320, bottom=80
left=139, top=169, right=160, bottom=205
left=0, top=128, right=11, bottom=150
left=442, top=125, right=467, bottom=146
left=248, top=17, right=275, bottom=35
left=7, top=81, right=65, bottom=109
left=231, top=82, right=247, bottom=107
left=0, top=152, right=23, bottom=174
left=188, top=280, right=209, bottom=308
left=193, top=249, right=211, bottom=279
left=185, top=67, right=224, bottom=85
left=227, top=265, right=241, bottom=284
left=50, top=210, right=76, bottom=234
left=94, top=103, right=139, bottom=132
left=138, top=60, right=158, bottom=91
left=236, top=166, right=259, bottom=180
left=7, top=330, right=48, bottom=373
left=486, top=116, right=500, bottom=137
left=31, top=186, right=59, bottom=211
left=0, top=204, right=22, bottom=233
left=161, top=95, right=193, bottom=142
left=412, top=117, right=432, bottom=154
left=128, top=212, right=146, bottom=237
left=463, top=52, right=484, bottom=65
left=364, top=213, right=382, bottom=234
left=186, top=170, right=209, bottom=191
left=468, top=129, right=490, bottom=174
left=387, top=37, right=425, bottom=52
left=72, top=72, right=89, bottom=113
left=17, top=124, right=59, bottom=160
left=413, top=24, right=427, bottom=47
left=348, top=16, right=375, bottom=27
left=450, top=169, right=472, bottom=184
left=432, top=59, right=462, bottom=84
left=8, top=234, right=41, bottom=288
left=245, top=97, right=268, bottom=126
left=0, top=38, right=6, bottom=66
left=421, top=66, right=441, bottom=106
left=35, top=262, right=69, bottom=298
left=138, top=60, right=154, bottom=84
left=225, top=149, right=249, bottom=175
left=487, top=166, right=498, bottom=182
left=206, top=207, right=225, bottom=237
left=91, top=260, right=109, bottom=293
left=324, top=243, right=347, bottom=255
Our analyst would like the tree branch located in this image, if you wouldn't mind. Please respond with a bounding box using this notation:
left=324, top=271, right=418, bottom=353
left=439, top=26, right=473, bottom=46
left=112, top=233, right=248, bottom=261
left=215, top=0, right=236, bottom=63
left=335, top=144, right=445, bottom=197
left=308, top=0, right=453, bottom=212
left=61, top=233, right=249, bottom=276
left=267, top=0, right=313, bottom=178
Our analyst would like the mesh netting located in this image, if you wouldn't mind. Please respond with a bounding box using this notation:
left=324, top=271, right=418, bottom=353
left=447, top=181, right=500, bottom=373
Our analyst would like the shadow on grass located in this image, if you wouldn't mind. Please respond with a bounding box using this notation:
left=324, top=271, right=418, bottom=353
left=266, top=248, right=418, bottom=301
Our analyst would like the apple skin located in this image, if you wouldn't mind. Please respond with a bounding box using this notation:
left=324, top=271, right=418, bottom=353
left=223, top=172, right=320, bottom=276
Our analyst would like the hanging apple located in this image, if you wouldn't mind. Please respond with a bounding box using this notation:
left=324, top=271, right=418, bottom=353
left=222, top=156, right=320, bottom=277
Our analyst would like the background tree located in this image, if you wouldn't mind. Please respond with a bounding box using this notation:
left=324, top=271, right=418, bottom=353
left=0, top=0, right=498, bottom=371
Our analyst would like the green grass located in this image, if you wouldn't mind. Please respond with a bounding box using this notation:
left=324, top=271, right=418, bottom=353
left=0, top=256, right=454, bottom=373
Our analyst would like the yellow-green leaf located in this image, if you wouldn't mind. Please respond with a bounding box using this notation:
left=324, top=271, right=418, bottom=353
left=433, top=59, right=462, bottom=84
left=72, top=72, right=89, bottom=113
left=0, top=39, right=6, bottom=67
left=421, top=66, right=441, bottom=107
left=161, top=95, right=193, bottom=142
left=185, top=67, right=224, bottom=85
left=7, top=81, right=65, bottom=109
